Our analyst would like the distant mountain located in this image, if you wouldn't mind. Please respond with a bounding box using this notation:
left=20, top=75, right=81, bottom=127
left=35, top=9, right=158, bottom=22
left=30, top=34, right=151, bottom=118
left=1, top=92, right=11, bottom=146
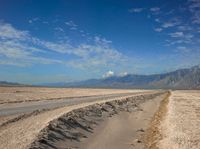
left=47, top=66, right=200, bottom=89
left=0, top=81, right=23, bottom=86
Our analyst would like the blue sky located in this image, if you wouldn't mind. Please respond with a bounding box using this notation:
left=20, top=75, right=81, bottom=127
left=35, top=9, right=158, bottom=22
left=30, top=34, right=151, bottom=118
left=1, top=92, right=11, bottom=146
left=0, top=0, right=200, bottom=84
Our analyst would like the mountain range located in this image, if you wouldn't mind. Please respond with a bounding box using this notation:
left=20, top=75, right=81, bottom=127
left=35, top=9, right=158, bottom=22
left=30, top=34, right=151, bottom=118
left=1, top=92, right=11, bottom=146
left=1, top=66, right=200, bottom=89
left=0, top=81, right=24, bottom=86
left=41, top=66, right=200, bottom=89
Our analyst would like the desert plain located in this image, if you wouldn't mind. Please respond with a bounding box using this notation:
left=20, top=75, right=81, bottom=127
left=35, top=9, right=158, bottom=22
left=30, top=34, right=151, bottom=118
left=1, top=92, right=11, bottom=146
left=0, top=87, right=199, bottom=149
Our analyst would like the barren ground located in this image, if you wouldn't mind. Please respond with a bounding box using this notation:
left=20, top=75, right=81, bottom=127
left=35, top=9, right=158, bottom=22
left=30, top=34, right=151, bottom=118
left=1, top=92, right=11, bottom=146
left=1, top=87, right=199, bottom=149
left=157, top=90, right=200, bottom=149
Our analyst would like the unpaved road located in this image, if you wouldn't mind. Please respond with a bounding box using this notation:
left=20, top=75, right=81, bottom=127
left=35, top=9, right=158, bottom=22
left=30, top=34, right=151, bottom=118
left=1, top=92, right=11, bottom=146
left=0, top=92, right=153, bottom=116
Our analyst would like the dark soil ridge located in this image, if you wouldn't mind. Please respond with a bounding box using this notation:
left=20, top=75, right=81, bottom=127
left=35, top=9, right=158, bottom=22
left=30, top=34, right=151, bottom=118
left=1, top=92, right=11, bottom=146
left=29, top=91, right=166, bottom=149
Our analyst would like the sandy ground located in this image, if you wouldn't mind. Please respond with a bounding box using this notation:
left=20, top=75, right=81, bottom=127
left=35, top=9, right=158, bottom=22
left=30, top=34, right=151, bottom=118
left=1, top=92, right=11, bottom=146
left=0, top=87, right=147, bottom=104
left=157, top=90, right=200, bottom=149
left=0, top=91, right=161, bottom=149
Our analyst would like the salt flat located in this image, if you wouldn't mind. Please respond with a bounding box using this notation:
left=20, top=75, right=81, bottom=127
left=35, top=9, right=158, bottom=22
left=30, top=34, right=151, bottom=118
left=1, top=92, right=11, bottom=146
left=158, top=90, right=200, bottom=149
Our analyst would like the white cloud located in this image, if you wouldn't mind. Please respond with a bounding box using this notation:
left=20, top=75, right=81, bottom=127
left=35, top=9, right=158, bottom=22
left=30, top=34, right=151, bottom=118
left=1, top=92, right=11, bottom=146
left=28, top=20, right=32, bottom=24
left=177, top=25, right=192, bottom=31
left=65, top=20, right=77, bottom=26
left=154, top=28, right=163, bottom=32
left=28, top=17, right=40, bottom=24
left=119, top=72, right=128, bottom=77
left=150, top=7, right=160, bottom=14
left=54, top=27, right=64, bottom=32
left=176, top=46, right=191, bottom=53
left=0, top=22, right=64, bottom=66
left=0, top=41, right=30, bottom=58
left=36, top=40, right=74, bottom=54
left=65, top=20, right=78, bottom=30
left=42, top=21, right=49, bottom=24
left=150, top=7, right=160, bottom=12
left=188, top=0, right=200, bottom=24
left=128, top=8, right=144, bottom=13
left=165, top=10, right=175, bottom=15
left=102, top=70, right=114, bottom=78
left=94, top=36, right=112, bottom=45
left=0, top=22, right=29, bottom=40
left=0, top=39, right=62, bottom=66
left=167, top=32, right=193, bottom=46
left=165, top=39, right=192, bottom=46
left=161, top=18, right=181, bottom=28
left=66, top=41, right=127, bottom=70
left=185, top=34, right=194, bottom=40
left=0, top=21, right=129, bottom=72
left=169, top=32, right=184, bottom=38
left=155, top=18, right=161, bottom=23
left=162, top=22, right=177, bottom=28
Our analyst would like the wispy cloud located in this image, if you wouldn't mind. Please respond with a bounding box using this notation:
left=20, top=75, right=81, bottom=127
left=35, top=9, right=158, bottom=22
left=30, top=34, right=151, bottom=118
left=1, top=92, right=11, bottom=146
left=165, top=39, right=192, bottom=46
left=155, top=18, right=161, bottom=23
left=150, top=7, right=160, bottom=12
left=54, top=27, right=64, bottom=32
left=128, top=8, right=144, bottom=13
left=169, top=32, right=184, bottom=38
left=149, top=1, right=200, bottom=52
left=176, top=46, right=191, bottom=53
left=28, top=17, right=40, bottom=24
left=0, top=21, right=129, bottom=72
left=154, top=28, right=163, bottom=32
left=65, top=20, right=78, bottom=30
left=0, top=22, right=62, bottom=66
left=165, top=9, right=175, bottom=15
left=162, top=20, right=181, bottom=28
left=177, top=25, right=193, bottom=31
left=150, top=7, right=161, bottom=15
left=66, top=38, right=127, bottom=70
left=188, top=0, right=200, bottom=24
left=0, top=22, right=29, bottom=40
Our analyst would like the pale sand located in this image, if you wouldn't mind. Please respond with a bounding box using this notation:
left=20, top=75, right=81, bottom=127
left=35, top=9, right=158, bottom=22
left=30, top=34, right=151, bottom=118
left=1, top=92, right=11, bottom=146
left=158, top=90, right=200, bottom=149
left=0, top=91, right=159, bottom=149
left=0, top=87, right=148, bottom=104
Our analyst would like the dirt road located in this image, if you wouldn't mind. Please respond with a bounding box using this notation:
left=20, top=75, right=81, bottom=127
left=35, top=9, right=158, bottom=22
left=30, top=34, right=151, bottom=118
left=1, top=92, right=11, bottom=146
left=0, top=92, right=153, bottom=116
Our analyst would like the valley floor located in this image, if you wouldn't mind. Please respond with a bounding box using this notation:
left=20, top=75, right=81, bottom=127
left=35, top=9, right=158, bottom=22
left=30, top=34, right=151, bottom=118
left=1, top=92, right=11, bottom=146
left=0, top=88, right=200, bottom=149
